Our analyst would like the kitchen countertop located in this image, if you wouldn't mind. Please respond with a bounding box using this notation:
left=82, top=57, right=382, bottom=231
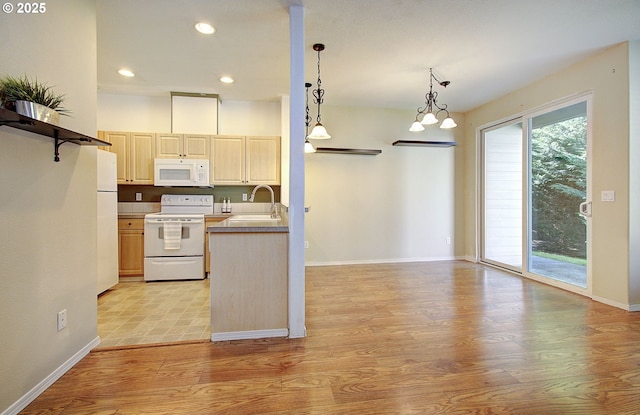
left=208, top=215, right=289, bottom=233
left=118, top=213, right=232, bottom=219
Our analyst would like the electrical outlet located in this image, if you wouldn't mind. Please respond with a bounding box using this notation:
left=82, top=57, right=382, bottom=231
left=135, top=192, right=142, bottom=201
left=446, top=237, right=451, bottom=245
left=242, top=193, right=248, bottom=202
left=305, top=241, right=309, bottom=249
left=57, top=309, right=67, bottom=331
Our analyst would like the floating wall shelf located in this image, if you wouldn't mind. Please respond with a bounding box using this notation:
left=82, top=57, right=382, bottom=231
left=314, top=147, right=382, bottom=156
left=0, top=107, right=110, bottom=161
left=392, top=140, right=457, bottom=147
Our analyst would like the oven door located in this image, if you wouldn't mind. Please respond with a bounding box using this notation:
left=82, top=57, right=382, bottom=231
left=144, top=216, right=205, bottom=257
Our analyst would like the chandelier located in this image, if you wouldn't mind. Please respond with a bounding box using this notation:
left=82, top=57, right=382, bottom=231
left=307, top=43, right=331, bottom=140
left=410, top=68, right=457, bottom=131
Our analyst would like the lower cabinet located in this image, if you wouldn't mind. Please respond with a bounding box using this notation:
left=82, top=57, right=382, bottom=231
left=210, top=231, right=288, bottom=340
left=205, top=217, right=225, bottom=274
left=118, top=219, right=144, bottom=277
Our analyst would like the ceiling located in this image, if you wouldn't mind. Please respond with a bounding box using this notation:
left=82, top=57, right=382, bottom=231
left=96, top=0, right=640, bottom=113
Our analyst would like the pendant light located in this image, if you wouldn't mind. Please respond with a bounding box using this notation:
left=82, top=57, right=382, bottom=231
left=410, top=68, right=457, bottom=131
left=304, top=82, right=316, bottom=153
left=307, top=43, right=331, bottom=139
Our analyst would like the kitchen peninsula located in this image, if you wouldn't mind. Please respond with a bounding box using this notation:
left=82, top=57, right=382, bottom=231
left=208, top=215, right=289, bottom=341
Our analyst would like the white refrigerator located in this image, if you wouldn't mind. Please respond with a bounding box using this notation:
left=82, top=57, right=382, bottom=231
left=97, top=150, right=119, bottom=295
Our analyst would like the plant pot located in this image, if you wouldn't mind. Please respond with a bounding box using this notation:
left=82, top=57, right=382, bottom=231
left=14, top=100, right=60, bottom=125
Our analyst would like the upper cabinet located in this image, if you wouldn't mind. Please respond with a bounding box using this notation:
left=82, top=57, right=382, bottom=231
left=155, top=133, right=209, bottom=159
left=99, top=130, right=280, bottom=186
left=210, top=135, right=280, bottom=185
left=100, top=131, right=155, bottom=185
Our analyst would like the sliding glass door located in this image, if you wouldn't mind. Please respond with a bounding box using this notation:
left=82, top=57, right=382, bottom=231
left=527, top=101, right=589, bottom=288
left=481, top=97, right=590, bottom=291
left=481, top=120, right=523, bottom=272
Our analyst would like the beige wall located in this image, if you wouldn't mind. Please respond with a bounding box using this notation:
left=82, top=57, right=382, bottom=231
left=629, top=40, right=640, bottom=305
left=304, top=104, right=465, bottom=264
left=0, top=1, right=99, bottom=412
left=463, top=42, right=633, bottom=308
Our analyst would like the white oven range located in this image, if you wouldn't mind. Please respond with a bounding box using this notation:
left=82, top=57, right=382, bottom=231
left=144, top=194, right=213, bottom=281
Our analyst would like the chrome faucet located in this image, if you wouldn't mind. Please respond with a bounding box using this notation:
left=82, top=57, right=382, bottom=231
left=249, top=184, right=279, bottom=218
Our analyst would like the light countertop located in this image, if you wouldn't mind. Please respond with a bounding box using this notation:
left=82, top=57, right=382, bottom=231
left=208, top=215, right=289, bottom=233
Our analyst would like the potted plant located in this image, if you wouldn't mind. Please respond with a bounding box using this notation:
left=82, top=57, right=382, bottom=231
left=0, top=74, right=69, bottom=125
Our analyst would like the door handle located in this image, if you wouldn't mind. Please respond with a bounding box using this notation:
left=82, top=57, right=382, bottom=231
left=579, top=201, right=592, bottom=217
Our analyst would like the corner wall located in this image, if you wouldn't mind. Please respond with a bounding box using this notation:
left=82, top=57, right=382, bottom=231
left=0, top=1, right=99, bottom=412
left=463, top=42, right=631, bottom=307
left=629, top=40, right=640, bottom=306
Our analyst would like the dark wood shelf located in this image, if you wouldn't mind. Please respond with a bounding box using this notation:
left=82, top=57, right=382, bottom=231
left=0, top=107, right=110, bottom=161
left=392, top=140, right=457, bottom=147
left=314, top=147, right=382, bottom=155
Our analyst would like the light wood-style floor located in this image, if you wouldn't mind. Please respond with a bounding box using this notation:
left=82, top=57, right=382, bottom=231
left=21, top=261, right=640, bottom=414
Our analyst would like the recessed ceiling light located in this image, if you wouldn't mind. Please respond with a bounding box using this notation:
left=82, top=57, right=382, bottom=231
left=219, top=76, right=234, bottom=84
left=195, top=22, right=215, bottom=35
left=118, top=69, right=135, bottom=77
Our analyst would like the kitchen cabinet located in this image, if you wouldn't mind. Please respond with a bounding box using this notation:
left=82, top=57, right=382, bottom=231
left=204, top=217, right=226, bottom=274
left=209, top=230, right=288, bottom=340
left=101, top=131, right=155, bottom=185
left=118, top=218, right=145, bottom=277
left=156, top=133, right=209, bottom=159
left=209, top=135, right=280, bottom=185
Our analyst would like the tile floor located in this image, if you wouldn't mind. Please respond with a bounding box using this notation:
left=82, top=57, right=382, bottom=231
left=97, top=279, right=210, bottom=348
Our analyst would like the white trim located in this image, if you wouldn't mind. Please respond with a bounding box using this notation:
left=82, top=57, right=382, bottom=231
left=592, top=295, right=638, bottom=311
left=211, top=329, right=289, bottom=342
left=304, top=256, right=462, bottom=267
left=2, top=336, right=100, bottom=415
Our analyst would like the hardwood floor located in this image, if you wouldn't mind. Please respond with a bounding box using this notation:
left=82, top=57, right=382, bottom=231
left=21, top=261, right=640, bottom=414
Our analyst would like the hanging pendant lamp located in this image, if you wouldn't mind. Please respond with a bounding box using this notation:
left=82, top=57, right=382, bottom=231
left=410, top=68, right=457, bottom=131
left=307, top=43, right=331, bottom=139
left=304, top=82, right=316, bottom=153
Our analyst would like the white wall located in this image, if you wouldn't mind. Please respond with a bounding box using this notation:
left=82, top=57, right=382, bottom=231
left=97, top=94, right=281, bottom=136
left=304, top=104, right=464, bottom=265
left=0, top=1, right=99, bottom=413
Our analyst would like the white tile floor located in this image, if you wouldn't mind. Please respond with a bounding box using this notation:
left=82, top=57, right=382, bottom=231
left=97, top=279, right=210, bottom=348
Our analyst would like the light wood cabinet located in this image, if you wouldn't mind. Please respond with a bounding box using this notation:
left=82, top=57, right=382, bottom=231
left=210, top=135, right=280, bottom=185
left=156, top=133, right=209, bottom=159
left=101, top=131, right=155, bottom=185
left=205, top=217, right=226, bottom=274
left=210, top=231, right=288, bottom=337
left=118, top=219, right=145, bottom=276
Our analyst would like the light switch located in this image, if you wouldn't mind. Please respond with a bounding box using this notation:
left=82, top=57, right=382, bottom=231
left=601, top=190, right=615, bottom=202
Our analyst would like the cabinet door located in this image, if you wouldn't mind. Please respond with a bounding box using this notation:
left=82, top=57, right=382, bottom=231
left=130, top=133, right=156, bottom=184
left=155, top=133, right=183, bottom=158
left=184, top=134, right=210, bottom=159
left=118, top=229, right=144, bottom=276
left=97, top=130, right=111, bottom=152
left=103, top=131, right=129, bottom=184
left=210, top=135, right=246, bottom=184
left=246, top=136, right=281, bottom=184
left=205, top=217, right=225, bottom=274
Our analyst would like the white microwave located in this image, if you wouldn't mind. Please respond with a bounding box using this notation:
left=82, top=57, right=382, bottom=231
left=154, top=159, right=211, bottom=187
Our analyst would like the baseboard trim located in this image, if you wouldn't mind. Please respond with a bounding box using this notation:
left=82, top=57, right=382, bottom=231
left=2, top=336, right=101, bottom=415
left=592, top=295, right=640, bottom=312
left=211, top=329, right=289, bottom=342
left=304, top=256, right=460, bottom=267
